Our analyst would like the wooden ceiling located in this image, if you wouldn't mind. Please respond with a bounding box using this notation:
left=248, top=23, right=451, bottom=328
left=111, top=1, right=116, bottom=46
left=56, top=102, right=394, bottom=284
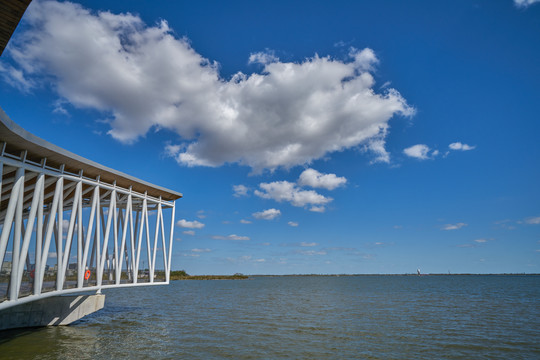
left=0, top=0, right=31, bottom=56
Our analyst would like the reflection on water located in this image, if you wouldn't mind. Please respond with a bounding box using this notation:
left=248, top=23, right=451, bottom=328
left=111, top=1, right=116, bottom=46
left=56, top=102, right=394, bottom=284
left=0, top=275, right=539, bottom=359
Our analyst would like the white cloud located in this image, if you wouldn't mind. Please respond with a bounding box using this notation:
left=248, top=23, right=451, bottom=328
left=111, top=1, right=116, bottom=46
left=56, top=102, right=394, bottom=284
left=255, top=181, right=332, bottom=210
left=192, top=248, right=211, bottom=253
left=525, top=216, right=540, bottom=225
left=233, top=184, right=249, bottom=197
left=226, top=255, right=265, bottom=263
left=0, top=63, right=35, bottom=92
left=449, top=142, right=476, bottom=151
left=309, top=206, right=326, bottom=213
left=183, top=230, right=195, bottom=236
left=4, top=1, right=413, bottom=172
left=298, top=168, right=347, bottom=190
left=364, top=137, right=391, bottom=164
left=298, top=250, right=327, bottom=256
left=248, top=50, right=278, bottom=65
left=240, top=219, right=252, bottom=224
left=212, top=234, right=250, bottom=241
left=443, top=222, right=467, bottom=230
left=403, top=144, right=433, bottom=160
left=514, top=0, right=540, bottom=8
left=177, top=219, right=205, bottom=229
left=474, top=239, right=487, bottom=243
left=182, top=253, right=200, bottom=258
left=300, top=242, right=317, bottom=247
left=288, top=221, right=299, bottom=227
left=253, top=208, right=281, bottom=220
left=196, top=210, right=206, bottom=219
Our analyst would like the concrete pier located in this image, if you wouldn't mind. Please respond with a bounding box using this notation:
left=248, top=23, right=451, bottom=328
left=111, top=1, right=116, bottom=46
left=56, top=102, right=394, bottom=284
left=0, top=294, right=105, bottom=330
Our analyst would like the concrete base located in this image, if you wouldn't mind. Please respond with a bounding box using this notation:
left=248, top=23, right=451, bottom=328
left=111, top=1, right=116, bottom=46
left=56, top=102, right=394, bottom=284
left=0, top=294, right=105, bottom=330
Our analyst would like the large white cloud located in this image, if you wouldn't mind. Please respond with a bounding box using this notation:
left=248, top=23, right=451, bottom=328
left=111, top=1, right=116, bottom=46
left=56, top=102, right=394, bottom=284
left=3, top=1, right=413, bottom=172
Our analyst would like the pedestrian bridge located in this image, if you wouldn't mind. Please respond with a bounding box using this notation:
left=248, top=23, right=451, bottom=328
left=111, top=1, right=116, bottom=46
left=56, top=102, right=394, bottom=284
left=0, top=107, right=181, bottom=328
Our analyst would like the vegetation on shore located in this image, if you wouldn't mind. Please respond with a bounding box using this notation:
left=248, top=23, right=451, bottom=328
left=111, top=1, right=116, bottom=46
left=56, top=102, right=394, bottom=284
left=170, top=270, right=248, bottom=280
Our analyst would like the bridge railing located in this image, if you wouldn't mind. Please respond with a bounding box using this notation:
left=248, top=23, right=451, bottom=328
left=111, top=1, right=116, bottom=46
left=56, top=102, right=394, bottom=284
left=0, top=145, right=176, bottom=310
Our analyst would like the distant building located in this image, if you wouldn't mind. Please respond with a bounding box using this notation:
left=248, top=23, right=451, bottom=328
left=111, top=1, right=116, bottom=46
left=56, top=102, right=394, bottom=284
left=1, top=261, right=12, bottom=274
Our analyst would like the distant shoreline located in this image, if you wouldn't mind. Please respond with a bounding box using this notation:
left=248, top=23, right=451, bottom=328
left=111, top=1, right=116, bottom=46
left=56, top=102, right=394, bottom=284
left=247, top=273, right=540, bottom=277
left=171, top=273, right=539, bottom=280
left=170, top=274, right=249, bottom=280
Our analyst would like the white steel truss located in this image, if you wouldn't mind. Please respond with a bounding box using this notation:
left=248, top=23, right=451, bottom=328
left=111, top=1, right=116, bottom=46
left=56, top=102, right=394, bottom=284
left=0, top=145, right=177, bottom=311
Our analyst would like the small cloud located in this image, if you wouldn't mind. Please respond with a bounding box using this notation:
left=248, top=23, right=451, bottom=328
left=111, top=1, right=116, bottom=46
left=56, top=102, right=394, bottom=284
left=240, top=219, right=252, bottom=224
left=177, top=219, right=205, bottom=229
left=300, top=242, right=317, bottom=247
left=298, top=250, right=327, bottom=256
left=255, top=181, right=332, bottom=209
left=298, top=168, right=347, bottom=190
left=183, top=230, right=195, bottom=236
left=363, top=137, right=391, bottom=164
left=262, top=242, right=270, bottom=246
left=449, top=142, right=476, bottom=151
left=514, top=0, right=540, bottom=8
left=182, top=253, right=200, bottom=257
left=248, top=50, right=278, bottom=65
left=474, top=239, right=488, bottom=243
left=288, top=221, right=299, bottom=227
left=197, top=210, right=206, bottom=219
left=403, top=144, right=435, bottom=160
left=524, top=216, right=540, bottom=225
left=443, top=222, right=467, bottom=230
left=253, top=208, right=281, bottom=220
left=191, top=248, right=211, bottom=253
left=233, top=184, right=249, bottom=197
left=212, top=234, right=250, bottom=241
left=52, top=100, right=70, bottom=116
left=309, top=206, right=326, bottom=213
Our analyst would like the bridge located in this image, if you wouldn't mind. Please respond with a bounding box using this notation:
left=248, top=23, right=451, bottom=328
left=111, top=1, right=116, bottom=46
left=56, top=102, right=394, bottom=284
left=0, top=0, right=182, bottom=330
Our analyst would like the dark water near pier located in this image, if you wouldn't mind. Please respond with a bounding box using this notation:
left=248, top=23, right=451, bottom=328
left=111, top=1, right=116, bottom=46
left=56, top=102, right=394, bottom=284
left=1, top=275, right=539, bottom=359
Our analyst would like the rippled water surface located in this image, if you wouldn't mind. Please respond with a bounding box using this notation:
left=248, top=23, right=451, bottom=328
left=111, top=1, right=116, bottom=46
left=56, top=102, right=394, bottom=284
left=1, top=275, right=539, bottom=359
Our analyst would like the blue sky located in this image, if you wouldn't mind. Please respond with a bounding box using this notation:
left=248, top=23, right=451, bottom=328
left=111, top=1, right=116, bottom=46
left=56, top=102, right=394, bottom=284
left=1, top=0, right=539, bottom=274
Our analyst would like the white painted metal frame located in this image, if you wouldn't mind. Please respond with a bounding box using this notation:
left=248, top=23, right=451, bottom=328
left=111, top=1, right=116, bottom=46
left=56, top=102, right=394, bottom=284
left=0, top=146, right=176, bottom=311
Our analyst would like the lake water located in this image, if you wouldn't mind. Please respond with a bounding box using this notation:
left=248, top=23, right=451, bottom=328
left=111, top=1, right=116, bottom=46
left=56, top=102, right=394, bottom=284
left=1, top=275, right=539, bottom=359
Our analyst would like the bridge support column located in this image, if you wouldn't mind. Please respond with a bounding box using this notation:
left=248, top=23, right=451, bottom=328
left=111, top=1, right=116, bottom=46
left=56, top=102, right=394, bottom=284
left=0, top=293, right=105, bottom=330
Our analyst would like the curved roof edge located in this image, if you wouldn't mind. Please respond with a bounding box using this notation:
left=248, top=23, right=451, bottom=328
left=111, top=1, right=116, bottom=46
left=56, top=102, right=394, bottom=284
left=0, top=106, right=182, bottom=201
